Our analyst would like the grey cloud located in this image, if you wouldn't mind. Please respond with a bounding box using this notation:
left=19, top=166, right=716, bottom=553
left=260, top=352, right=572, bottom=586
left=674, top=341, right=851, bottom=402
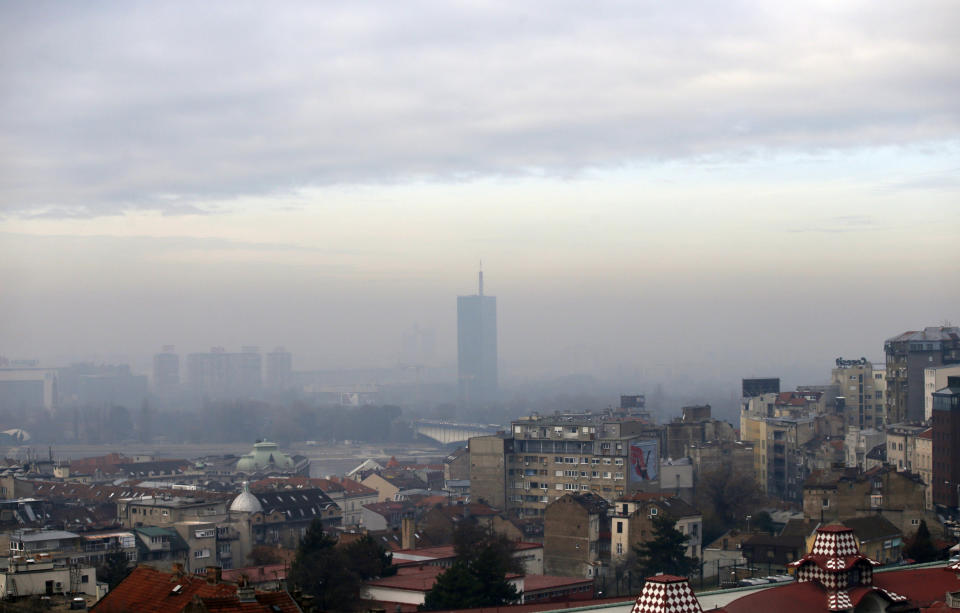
left=1, top=0, right=958, bottom=216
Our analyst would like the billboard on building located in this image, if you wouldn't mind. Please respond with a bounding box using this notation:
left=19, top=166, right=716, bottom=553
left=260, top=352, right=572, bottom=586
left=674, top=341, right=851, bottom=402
left=629, top=440, right=658, bottom=482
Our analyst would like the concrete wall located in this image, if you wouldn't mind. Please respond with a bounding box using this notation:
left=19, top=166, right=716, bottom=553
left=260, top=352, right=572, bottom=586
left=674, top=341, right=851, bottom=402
left=469, top=436, right=507, bottom=510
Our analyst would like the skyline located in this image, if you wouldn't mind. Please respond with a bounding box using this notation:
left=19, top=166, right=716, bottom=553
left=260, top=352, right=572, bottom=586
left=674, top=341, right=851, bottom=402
left=0, top=2, right=957, bottom=388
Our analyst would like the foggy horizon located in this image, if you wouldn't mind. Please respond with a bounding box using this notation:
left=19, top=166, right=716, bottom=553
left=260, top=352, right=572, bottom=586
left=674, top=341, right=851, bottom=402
left=1, top=2, right=958, bottom=397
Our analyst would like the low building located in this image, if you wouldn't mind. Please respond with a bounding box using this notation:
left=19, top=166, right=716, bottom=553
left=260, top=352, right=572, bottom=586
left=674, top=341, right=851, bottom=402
left=0, top=554, right=100, bottom=601
left=390, top=542, right=544, bottom=575
left=92, top=564, right=300, bottom=613
left=802, top=465, right=939, bottom=538
left=543, top=493, right=610, bottom=578
left=610, top=493, right=702, bottom=564
left=837, top=516, right=902, bottom=565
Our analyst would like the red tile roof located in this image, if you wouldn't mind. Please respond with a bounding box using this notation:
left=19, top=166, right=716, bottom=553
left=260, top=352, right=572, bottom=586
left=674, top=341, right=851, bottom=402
left=522, top=575, right=593, bottom=592
left=91, top=566, right=300, bottom=613
left=91, top=566, right=235, bottom=612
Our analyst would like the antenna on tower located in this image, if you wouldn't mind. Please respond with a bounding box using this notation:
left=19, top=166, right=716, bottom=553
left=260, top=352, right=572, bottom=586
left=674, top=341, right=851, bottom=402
left=478, top=260, right=484, bottom=296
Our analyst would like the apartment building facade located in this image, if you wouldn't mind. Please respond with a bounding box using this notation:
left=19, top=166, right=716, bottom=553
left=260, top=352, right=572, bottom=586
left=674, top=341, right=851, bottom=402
left=830, top=358, right=887, bottom=429
left=470, top=412, right=663, bottom=517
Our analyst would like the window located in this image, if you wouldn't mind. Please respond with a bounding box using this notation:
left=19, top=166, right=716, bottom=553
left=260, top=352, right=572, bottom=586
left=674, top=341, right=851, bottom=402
left=822, top=498, right=830, bottom=509
left=616, top=543, right=623, bottom=555
left=911, top=519, right=920, bottom=526
left=615, top=458, right=624, bottom=466
left=616, top=521, right=623, bottom=534
left=650, top=507, right=658, bottom=516
left=194, top=549, right=211, bottom=559
left=603, top=472, right=611, bottom=479
left=580, top=484, right=589, bottom=491
left=555, top=470, right=563, bottom=477
left=81, top=575, right=89, bottom=584
left=592, top=471, right=599, bottom=478
left=614, top=472, right=624, bottom=480
left=554, top=456, right=563, bottom=464
left=870, top=495, right=883, bottom=508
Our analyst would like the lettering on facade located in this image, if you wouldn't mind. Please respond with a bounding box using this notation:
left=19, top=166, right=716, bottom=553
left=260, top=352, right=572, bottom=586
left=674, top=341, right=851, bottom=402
left=836, top=357, right=869, bottom=368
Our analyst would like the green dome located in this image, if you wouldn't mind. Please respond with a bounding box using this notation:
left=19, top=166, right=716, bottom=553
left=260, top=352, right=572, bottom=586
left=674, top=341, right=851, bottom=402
left=236, top=440, right=295, bottom=473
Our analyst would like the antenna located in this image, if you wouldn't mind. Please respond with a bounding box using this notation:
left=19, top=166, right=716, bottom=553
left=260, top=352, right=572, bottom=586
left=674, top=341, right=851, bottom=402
left=478, top=260, right=484, bottom=296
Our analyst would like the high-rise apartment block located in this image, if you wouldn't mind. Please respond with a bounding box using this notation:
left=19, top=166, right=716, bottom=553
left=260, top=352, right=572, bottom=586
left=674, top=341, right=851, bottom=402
left=265, top=347, right=293, bottom=390
left=470, top=411, right=663, bottom=517
left=932, top=376, right=960, bottom=509
left=830, top=357, right=886, bottom=429
left=152, top=346, right=180, bottom=393
left=740, top=390, right=826, bottom=501
left=885, top=327, right=960, bottom=423
left=457, top=270, right=497, bottom=408
left=186, top=347, right=262, bottom=399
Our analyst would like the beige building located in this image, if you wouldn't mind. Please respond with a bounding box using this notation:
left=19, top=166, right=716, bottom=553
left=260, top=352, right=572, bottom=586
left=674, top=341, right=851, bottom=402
left=543, top=493, right=610, bottom=578
left=830, top=358, right=886, bottom=429
left=740, top=396, right=816, bottom=501
left=885, top=424, right=927, bottom=472
left=915, top=428, right=933, bottom=509
left=609, top=494, right=702, bottom=565
left=925, top=364, right=960, bottom=421
left=470, top=412, right=663, bottom=517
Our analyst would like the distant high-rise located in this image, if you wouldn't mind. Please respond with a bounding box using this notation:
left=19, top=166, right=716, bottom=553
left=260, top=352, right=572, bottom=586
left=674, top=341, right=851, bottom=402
left=457, top=269, right=498, bottom=408
left=266, top=347, right=293, bottom=390
left=152, top=345, right=180, bottom=393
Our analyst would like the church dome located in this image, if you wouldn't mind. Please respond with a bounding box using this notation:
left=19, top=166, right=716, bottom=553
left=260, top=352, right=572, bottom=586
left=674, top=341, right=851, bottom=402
left=230, top=481, right=263, bottom=514
left=235, top=440, right=295, bottom=473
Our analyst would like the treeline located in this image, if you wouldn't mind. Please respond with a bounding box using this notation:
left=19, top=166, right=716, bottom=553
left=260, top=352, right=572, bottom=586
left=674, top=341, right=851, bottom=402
left=0, top=402, right=415, bottom=445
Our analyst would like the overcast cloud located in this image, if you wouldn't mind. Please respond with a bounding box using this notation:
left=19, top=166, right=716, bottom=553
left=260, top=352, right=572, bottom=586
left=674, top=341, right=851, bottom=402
left=1, top=1, right=958, bottom=215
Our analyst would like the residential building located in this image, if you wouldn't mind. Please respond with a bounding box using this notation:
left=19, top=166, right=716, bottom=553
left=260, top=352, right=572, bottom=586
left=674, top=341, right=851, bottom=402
left=843, top=428, right=885, bottom=470
left=836, top=516, right=902, bottom=565
left=663, top=404, right=736, bottom=461
left=688, top=440, right=754, bottom=478
left=0, top=555, right=99, bottom=601
left=0, top=367, right=58, bottom=410
left=133, top=526, right=190, bottom=570
left=802, top=465, right=938, bottom=537
left=830, top=357, right=887, bottom=428
left=468, top=435, right=509, bottom=510
left=264, top=347, right=293, bottom=391
left=94, top=565, right=301, bottom=613
left=474, top=412, right=663, bottom=517
left=117, top=496, right=227, bottom=529
left=885, top=326, right=960, bottom=423
left=932, top=376, right=960, bottom=509
left=457, top=270, right=498, bottom=408
left=916, top=427, right=933, bottom=509
left=742, top=378, right=780, bottom=398
left=153, top=346, right=180, bottom=393
left=186, top=346, right=263, bottom=399
left=543, top=493, right=610, bottom=578
left=885, top=423, right=927, bottom=472
left=740, top=395, right=817, bottom=500
left=609, top=493, right=702, bottom=565
left=443, top=446, right=469, bottom=483
left=925, top=364, right=960, bottom=421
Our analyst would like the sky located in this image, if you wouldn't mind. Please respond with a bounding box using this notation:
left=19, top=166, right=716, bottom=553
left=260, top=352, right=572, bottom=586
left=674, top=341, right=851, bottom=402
left=0, top=1, right=958, bottom=387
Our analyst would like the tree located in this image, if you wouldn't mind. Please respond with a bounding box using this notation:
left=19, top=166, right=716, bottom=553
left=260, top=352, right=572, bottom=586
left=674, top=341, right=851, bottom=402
left=423, top=522, right=521, bottom=610
left=97, top=547, right=132, bottom=590
left=341, top=534, right=396, bottom=579
left=250, top=545, right=283, bottom=566
left=423, top=561, right=484, bottom=610
left=905, top=520, right=939, bottom=563
left=289, top=520, right=359, bottom=611
left=634, top=514, right=699, bottom=580
left=694, top=465, right=765, bottom=543
left=453, top=519, right=523, bottom=575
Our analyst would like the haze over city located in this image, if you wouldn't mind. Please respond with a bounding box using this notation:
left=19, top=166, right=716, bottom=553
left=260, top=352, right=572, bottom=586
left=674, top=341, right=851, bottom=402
left=1, top=1, right=958, bottom=389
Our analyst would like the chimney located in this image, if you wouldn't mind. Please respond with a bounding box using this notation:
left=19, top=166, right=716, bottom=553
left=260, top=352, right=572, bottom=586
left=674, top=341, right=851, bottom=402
left=205, top=566, right=222, bottom=584
left=237, top=585, right=257, bottom=602
left=172, top=562, right=184, bottom=577
left=401, top=517, right=415, bottom=550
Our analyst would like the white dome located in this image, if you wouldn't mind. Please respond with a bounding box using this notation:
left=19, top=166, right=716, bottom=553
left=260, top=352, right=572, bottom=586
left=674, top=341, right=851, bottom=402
left=230, top=481, right=263, bottom=514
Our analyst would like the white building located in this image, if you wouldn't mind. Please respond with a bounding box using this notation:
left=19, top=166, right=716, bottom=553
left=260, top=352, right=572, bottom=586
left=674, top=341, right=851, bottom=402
left=925, top=364, right=960, bottom=421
